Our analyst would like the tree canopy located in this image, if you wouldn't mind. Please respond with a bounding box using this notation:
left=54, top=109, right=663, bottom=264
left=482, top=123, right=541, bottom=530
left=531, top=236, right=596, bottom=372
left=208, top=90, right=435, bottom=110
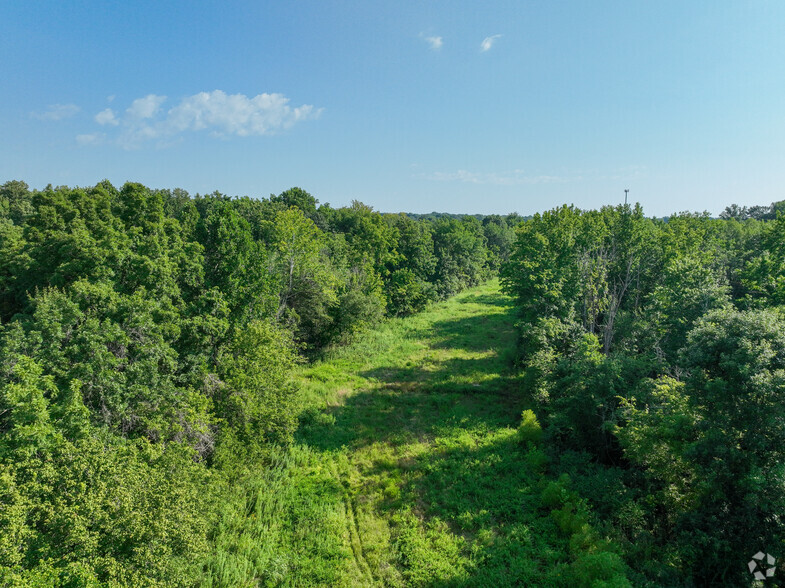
left=0, top=179, right=515, bottom=584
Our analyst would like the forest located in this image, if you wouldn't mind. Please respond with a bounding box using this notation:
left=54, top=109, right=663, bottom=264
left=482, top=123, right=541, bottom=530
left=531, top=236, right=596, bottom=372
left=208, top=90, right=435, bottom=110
left=0, top=180, right=516, bottom=585
left=501, top=202, right=785, bottom=585
left=0, top=178, right=784, bottom=586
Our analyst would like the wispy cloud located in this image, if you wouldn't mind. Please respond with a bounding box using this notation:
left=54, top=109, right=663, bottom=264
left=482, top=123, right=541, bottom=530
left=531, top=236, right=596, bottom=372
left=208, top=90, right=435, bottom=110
left=420, top=169, right=568, bottom=186
left=80, top=90, right=323, bottom=149
left=480, top=34, right=502, bottom=52
left=32, top=103, right=80, bottom=121
left=126, top=94, right=167, bottom=120
left=418, top=166, right=648, bottom=186
left=76, top=133, right=105, bottom=146
left=423, top=35, right=443, bottom=50
left=164, top=91, right=320, bottom=136
left=95, top=108, right=119, bottom=126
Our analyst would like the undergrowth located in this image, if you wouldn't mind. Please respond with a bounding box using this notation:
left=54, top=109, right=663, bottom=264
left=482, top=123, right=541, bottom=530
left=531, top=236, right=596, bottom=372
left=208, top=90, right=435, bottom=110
left=204, top=280, right=631, bottom=587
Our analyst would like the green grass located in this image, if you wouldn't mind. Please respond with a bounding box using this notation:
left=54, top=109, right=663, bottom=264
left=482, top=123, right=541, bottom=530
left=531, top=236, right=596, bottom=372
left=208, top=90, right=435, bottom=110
left=203, top=280, right=630, bottom=587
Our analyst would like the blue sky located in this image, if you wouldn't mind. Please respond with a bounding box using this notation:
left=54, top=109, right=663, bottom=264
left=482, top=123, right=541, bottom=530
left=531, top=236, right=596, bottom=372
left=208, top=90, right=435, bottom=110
left=2, top=1, right=784, bottom=216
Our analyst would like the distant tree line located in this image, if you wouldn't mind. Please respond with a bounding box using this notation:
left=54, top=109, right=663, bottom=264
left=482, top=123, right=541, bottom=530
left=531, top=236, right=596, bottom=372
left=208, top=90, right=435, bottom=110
left=0, top=179, right=518, bottom=585
left=720, top=199, right=785, bottom=221
left=501, top=201, right=785, bottom=586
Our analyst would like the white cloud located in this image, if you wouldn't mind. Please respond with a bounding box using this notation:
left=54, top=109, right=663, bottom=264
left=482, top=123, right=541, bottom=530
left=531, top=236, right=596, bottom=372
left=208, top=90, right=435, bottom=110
left=126, top=94, right=166, bottom=119
left=77, top=90, right=323, bottom=149
left=76, top=133, right=105, bottom=146
left=424, top=35, right=443, bottom=50
left=480, top=34, right=502, bottom=52
left=420, top=169, right=570, bottom=186
left=95, top=108, right=119, bottom=126
left=32, top=103, right=80, bottom=121
left=419, top=166, right=648, bottom=186
left=164, top=90, right=321, bottom=136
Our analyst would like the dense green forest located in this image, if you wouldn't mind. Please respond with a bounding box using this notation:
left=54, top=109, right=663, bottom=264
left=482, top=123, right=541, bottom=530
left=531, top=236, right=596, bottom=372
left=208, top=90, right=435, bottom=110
left=1, top=178, right=784, bottom=586
left=501, top=202, right=785, bottom=586
left=0, top=180, right=516, bottom=586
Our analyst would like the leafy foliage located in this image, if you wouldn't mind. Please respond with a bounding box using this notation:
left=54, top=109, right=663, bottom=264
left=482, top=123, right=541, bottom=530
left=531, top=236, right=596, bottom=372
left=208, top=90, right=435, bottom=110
left=502, top=202, right=785, bottom=585
left=0, top=179, right=509, bottom=584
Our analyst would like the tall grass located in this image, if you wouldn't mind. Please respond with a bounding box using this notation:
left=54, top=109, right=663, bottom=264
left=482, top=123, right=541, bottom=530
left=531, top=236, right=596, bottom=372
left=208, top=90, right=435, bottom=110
left=203, top=280, right=630, bottom=586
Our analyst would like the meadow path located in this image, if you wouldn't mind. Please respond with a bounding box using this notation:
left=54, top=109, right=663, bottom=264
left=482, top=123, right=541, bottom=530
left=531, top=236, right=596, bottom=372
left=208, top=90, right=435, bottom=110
left=207, top=280, right=581, bottom=586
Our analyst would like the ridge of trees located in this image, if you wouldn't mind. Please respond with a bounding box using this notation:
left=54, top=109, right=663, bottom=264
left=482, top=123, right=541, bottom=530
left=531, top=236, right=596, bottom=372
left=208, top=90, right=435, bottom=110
left=720, top=199, right=785, bottom=221
left=0, top=179, right=518, bottom=585
left=501, top=202, right=785, bottom=586
left=2, top=176, right=784, bottom=585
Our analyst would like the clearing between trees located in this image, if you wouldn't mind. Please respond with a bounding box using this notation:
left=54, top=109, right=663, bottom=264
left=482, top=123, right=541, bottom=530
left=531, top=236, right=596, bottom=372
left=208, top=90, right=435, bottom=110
left=205, top=279, right=629, bottom=587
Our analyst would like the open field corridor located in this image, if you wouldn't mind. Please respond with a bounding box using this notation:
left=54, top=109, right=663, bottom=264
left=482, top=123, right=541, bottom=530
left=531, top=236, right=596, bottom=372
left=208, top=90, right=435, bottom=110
left=206, top=280, right=619, bottom=587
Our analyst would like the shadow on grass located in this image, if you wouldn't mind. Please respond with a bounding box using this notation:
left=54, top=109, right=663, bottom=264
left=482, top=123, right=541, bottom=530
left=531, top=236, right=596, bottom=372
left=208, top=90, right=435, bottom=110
left=457, top=292, right=514, bottom=308
left=290, top=287, right=632, bottom=586
left=359, top=355, right=517, bottom=391
left=299, top=379, right=525, bottom=452
left=389, top=431, right=543, bottom=524
left=398, top=313, right=517, bottom=363
left=410, top=437, right=566, bottom=587
left=290, top=287, right=588, bottom=586
left=298, top=289, right=523, bottom=452
left=368, top=430, right=562, bottom=587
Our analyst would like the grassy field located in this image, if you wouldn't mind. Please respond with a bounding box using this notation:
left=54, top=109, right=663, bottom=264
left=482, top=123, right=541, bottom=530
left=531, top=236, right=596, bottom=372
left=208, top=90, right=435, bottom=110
left=202, top=280, right=630, bottom=587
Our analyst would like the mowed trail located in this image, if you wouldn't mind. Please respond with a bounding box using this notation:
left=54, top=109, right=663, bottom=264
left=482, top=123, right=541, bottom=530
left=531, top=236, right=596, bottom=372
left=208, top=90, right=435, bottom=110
left=209, top=280, right=579, bottom=587
left=290, top=279, right=547, bottom=586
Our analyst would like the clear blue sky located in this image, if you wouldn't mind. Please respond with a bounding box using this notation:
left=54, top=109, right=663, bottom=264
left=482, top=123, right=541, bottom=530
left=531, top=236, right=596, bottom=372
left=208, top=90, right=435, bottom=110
left=2, top=1, right=783, bottom=216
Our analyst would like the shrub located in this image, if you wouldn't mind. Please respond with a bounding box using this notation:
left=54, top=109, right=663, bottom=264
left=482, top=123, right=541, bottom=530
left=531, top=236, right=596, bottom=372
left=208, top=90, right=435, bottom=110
left=518, top=409, right=543, bottom=445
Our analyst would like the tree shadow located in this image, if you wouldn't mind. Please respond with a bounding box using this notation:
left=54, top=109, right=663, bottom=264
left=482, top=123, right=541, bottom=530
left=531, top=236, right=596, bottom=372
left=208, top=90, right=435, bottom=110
left=391, top=433, right=566, bottom=587
left=291, top=287, right=580, bottom=585
left=456, top=292, right=514, bottom=308
left=297, top=294, right=523, bottom=453
left=297, top=370, right=524, bottom=453
left=406, top=301, right=518, bottom=354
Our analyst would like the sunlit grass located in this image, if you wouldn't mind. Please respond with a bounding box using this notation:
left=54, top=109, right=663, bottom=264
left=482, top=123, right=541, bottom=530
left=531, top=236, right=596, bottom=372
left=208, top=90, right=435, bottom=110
left=204, top=279, right=630, bottom=587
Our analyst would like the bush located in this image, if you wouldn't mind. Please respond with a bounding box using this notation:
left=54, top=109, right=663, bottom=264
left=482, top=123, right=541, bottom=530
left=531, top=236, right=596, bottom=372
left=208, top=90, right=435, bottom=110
left=567, top=552, right=631, bottom=588
left=518, top=409, right=543, bottom=445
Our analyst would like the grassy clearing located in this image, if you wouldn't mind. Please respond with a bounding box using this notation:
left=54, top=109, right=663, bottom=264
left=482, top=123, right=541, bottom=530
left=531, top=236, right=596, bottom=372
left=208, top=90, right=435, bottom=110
left=204, top=280, right=629, bottom=587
